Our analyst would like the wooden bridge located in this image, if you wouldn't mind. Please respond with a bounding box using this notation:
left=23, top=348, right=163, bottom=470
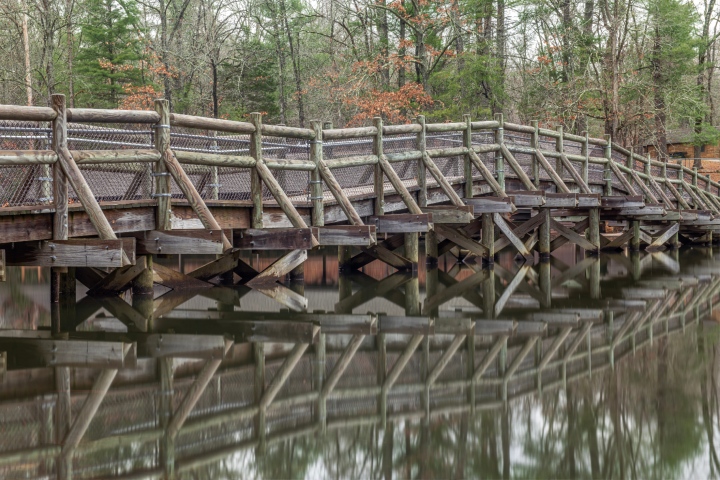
left=0, top=95, right=719, bottom=303
left=0, top=251, right=717, bottom=478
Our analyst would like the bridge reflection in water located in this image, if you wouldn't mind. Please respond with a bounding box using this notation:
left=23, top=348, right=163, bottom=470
left=1, top=248, right=720, bottom=479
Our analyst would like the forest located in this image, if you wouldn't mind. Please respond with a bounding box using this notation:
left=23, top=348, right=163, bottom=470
left=0, top=0, right=718, bottom=158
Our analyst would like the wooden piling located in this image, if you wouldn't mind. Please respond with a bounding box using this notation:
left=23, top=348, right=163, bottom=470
left=250, top=112, right=263, bottom=228
left=417, top=115, right=427, bottom=208
left=310, top=121, right=324, bottom=226
left=481, top=213, right=494, bottom=266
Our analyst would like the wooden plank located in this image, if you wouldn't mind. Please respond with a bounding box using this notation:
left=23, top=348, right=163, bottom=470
left=234, top=228, right=316, bottom=250
left=6, top=239, right=129, bottom=268
left=617, top=205, right=666, bottom=216
left=253, top=283, right=309, bottom=311
left=577, top=194, right=601, bottom=208
left=369, top=214, right=432, bottom=233
left=509, top=191, right=545, bottom=207
left=463, top=196, right=514, bottom=213
left=435, top=224, right=488, bottom=257
left=550, top=219, right=597, bottom=251
left=604, top=229, right=635, bottom=249
left=133, top=230, right=223, bottom=255
left=0, top=338, right=136, bottom=369
left=528, top=313, right=579, bottom=326
left=153, top=263, right=214, bottom=290
left=544, top=193, right=577, bottom=208
left=379, top=315, right=434, bottom=334
left=420, top=206, right=475, bottom=224
left=246, top=249, right=307, bottom=287
left=514, top=322, right=547, bottom=337
left=69, top=333, right=230, bottom=359
left=494, top=213, right=545, bottom=252
left=493, top=213, right=531, bottom=257
left=475, top=320, right=517, bottom=336
left=648, top=223, right=679, bottom=249
left=186, top=249, right=242, bottom=281
left=601, top=196, right=644, bottom=208
left=549, top=218, right=589, bottom=251
left=316, top=226, right=376, bottom=246
left=87, top=256, right=148, bottom=296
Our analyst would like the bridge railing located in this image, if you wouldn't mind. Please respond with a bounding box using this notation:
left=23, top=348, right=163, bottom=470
left=1, top=99, right=719, bottom=230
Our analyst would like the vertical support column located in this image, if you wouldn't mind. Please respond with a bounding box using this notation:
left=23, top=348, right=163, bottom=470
left=463, top=114, right=473, bottom=198
left=405, top=275, right=420, bottom=316
left=531, top=120, right=540, bottom=188
left=631, top=220, right=641, bottom=251
left=373, top=117, right=385, bottom=216
left=51, top=94, right=70, bottom=330
left=481, top=213, right=494, bottom=266
left=590, top=258, right=601, bottom=299
left=158, top=358, right=175, bottom=479
left=254, top=342, right=266, bottom=452
left=538, top=209, right=550, bottom=261
left=417, top=115, right=427, bottom=207
left=588, top=207, right=600, bottom=255
left=154, top=99, right=171, bottom=230
left=405, top=231, right=419, bottom=272
left=209, top=129, right=219, bottom=200
left=250, top=113, right=263, bottom=228
left=539, top=260, right=551, bottom=308
left=555, top=125, right=564, bottom=180
left=426, top=264, right=439, bottom=317
left=483, top=269, right=496, bottom=319
left=582, top=131, right=589, bottom=186
left=604, top=135, right=613, bottom=196
left=310, top=121, right=324, bottom=226
left=494, top=113, right=505, bottom=190
left=425, top=229, right=438, bottom=265
left=337, top=271, right=353, bottom=314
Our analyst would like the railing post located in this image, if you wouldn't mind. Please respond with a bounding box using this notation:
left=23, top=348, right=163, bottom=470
left=531, top=120, right=540, bottom=188
left=555, top=125, right=564, bottom=180
left=463, top=114, right=473, bottom=198
left=494, top=113, right=505, bottom=190
left=209, top=129, right=219, bottom=200
left=603, top=135, right=612, bottom=196
left=373, top=117, right=384, bottom=216
left=310, top=121, right=324, bottom=226
left=416, top=115, right=427, bottom=207
left=154, top=99, right=171, bottom=230
left=250, top=112, right=264, bottom=228
left=51, top=94, right=70, bottom=328
left=626, top=149, right=633, bottom=185
left=581, top=130, right=589, bottom=186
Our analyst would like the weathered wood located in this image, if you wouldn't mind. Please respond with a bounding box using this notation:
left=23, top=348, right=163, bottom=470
left=246, top=249, right=308, bottom=287
left=435, top=224, right=488, bottom=257
left=421, top=152, right=465, bottom=206
left=316, top=225, right=376, bottom=246
left=550, top=219, right=597, bottom=251
left=6, top=239, right=131, bottom=268
left=534, top=149, right=571, bottom=193
left=475, top=320, right=516, bottom=336
left=420, top=206, right=474, bottom=224
left=604, top=229, right=635, bottom=249
left=173, top=150, right=255, bottom=168
left=170, top=113, right=255, bottom=134
left=86, top=256, right=147, bottom=296
left=0, top=104, right=56, bottom=121
left=509, top=191, right=545, bottom=207
left=260, top=123, right=314, bottom=139
left=544, top=193, right=578, bottom=208
left=154, top=263, right=214, bottom=289
left=323, top=126, right=378, bottom=140
left=154, top=100, right=172, bottom=231
left=133, top=229, right=224, bottom=255
left=71, top=149, right=162, bottom=164
left=601, top=195, right=644, bottom=208
left=51, top=95, right=69, bottom=245
left=467, top=149, right=507, bottom=197
left=606, top=159, right=638, bottom=195
left=493, top=213, right=531, bottom=257
left=369, top=213, right=431, bottom=233
left=0, top=338, right=134, bottom=369
left=234, top=228, right=316, bottom=250
left=648, top=223, right=680, bottom=249
left=253, top=283, right=309, bottom=311
left=558, top=153, right=592, bottom=193
left=494, top=212, right=545, bottom=252
left=463, top=196, right=514, bottom=213
left=499, top=143, right=536, bottom=191
left=67, top=108, right=159, bottom=123
left=164, top=150, right=232, bottom=250
left=378, top=153, right=423, bottom=214
left=0, top=150, right=56, bottom=165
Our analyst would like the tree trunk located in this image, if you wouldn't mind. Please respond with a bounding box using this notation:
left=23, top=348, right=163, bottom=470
left=378, top=0, right=389, bottom=88
left=398, top=16, right=406, bottom=88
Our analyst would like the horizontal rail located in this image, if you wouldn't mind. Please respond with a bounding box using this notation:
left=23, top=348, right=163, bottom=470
left=0, top=150, right=57, bottom=165
left=67, top=108, right=160, bottom=124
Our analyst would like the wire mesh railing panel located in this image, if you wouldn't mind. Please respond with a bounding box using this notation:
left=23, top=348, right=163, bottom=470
left=0, top=399, right=44, bottom=451
left=504, top=132, right=531, bottom=147
left=175, top=164, right=254, bottom=201
left=0, top=120, right=51, bottom=149
left=328, top=164, right=376, bottom=199
left=429, top=384, right=467, bottom=409
left=393, top=354, right=423, bottom=386
left=383, top=134, right=416, bottom=154
left=386, top=390, right=423, bottom=415
left=0, top=460, right=49, bottom=480
left=268, top=168, right=310, bottom=203
left=73, top=440, right=158, bottom=479
left=265, top=400, right=315, bottom=435
left=84, top=387, right=159, bottom=441
left=431, top=156, right=463, bottom=183
left=0, top=165, right=53, bottom=207
left=323, top=138, right=373, bottom=160
left=68, top=123, right=152, bottom=150
left=471, top=131, right=494, bottom=146
left=470, top=151, right=495, bottom=180
left=79, top=163, right=153, bottom=202
left=326, top=394, right=377, bottom=419
left=176, top=416, right=255, bottom=458
left=587, top=163, right=604, bottom=185
left=426, top=132, right=463, bottom=151
left=217, top=367, right=256, bottom=409
left=563, top=140, right=583, bottom=156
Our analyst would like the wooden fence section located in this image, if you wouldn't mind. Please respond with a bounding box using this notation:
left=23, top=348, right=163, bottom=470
left=0, top=253, right=717, bottom=478
left=0, top=96, right=719, bottom=298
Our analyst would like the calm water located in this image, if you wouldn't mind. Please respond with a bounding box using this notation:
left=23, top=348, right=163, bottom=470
left=1, top=247, right=720, bottom=479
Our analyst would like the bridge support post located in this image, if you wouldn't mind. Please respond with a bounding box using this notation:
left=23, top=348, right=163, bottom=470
left=405, top=232, right=419, bottom=272
left=539, top=261, right=551, bottom=308
left=588, top=208, right=600, bottom=255
left=481, top=213, right=494, bottom=266
left=425, top=230, right=438, bottom=264
left=630, top=220, right=641, bottom=251
left=538, top=210, right=551, bottom=260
